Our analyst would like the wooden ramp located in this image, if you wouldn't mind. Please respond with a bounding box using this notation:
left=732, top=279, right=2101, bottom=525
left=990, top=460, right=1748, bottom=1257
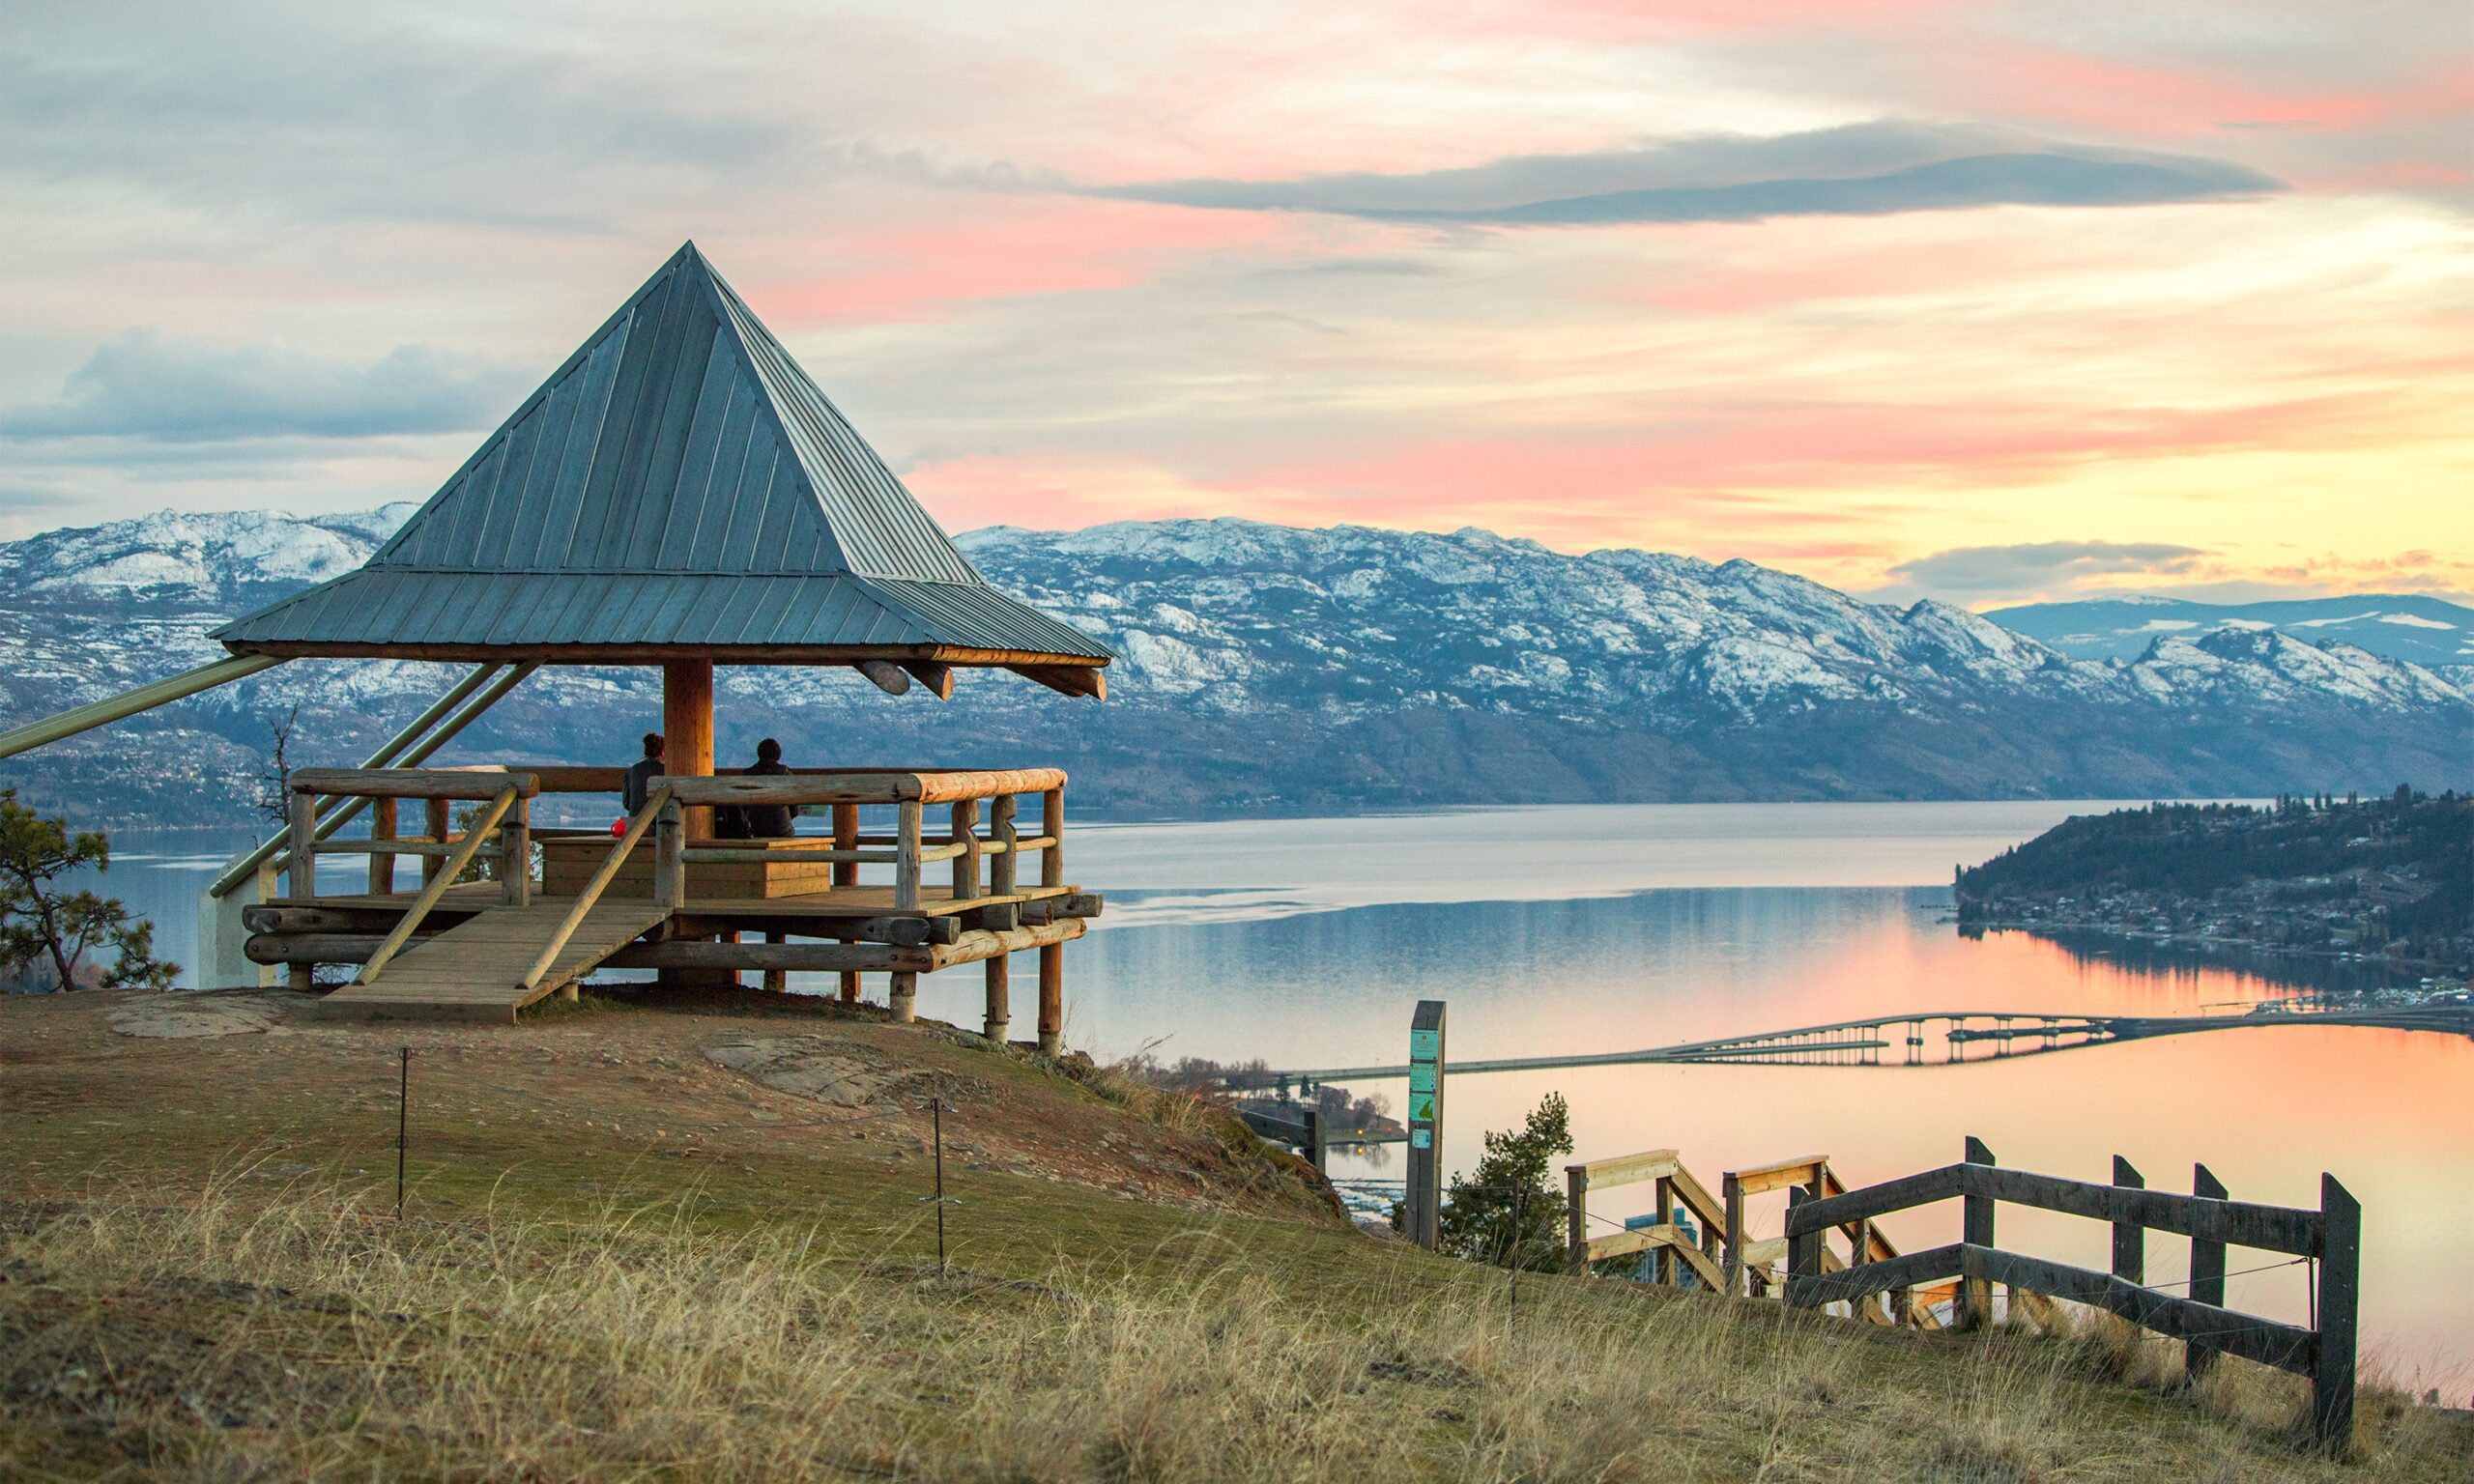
left=315, top=898, right=668, bottom=1023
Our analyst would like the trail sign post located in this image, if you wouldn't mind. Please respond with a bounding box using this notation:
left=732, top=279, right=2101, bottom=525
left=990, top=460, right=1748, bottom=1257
left=1405, top=999, right=1446, bottom=1249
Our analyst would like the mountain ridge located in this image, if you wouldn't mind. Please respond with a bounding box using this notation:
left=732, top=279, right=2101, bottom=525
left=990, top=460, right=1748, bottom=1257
left=0, top=506, right=2465, bottom=827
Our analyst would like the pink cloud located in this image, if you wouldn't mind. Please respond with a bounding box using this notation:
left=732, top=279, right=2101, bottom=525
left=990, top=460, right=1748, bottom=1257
left=741, top=198, right=1290, bottom=327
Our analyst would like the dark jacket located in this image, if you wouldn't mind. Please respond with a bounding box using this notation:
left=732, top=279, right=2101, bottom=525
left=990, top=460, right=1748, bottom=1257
left=741, top=757, right=795, bottom=838
left=622, top=756, right=663, bottom=815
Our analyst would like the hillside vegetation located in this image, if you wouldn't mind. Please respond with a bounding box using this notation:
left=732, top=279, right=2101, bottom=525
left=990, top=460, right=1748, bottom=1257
left=1957, top=791, right=2474, bottom=973
left=3, top=985, right=2468, bottom=1481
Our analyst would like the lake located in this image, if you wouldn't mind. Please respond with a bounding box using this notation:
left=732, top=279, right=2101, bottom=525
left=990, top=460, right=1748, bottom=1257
left=84, top=800, right=2474, bottom=1386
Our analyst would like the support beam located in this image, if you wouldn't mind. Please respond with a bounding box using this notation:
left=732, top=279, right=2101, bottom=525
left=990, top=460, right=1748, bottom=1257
left=899, top=660, right=954, bottom=699
left=661, top=658, right=728, bottom=988
left=889, top=970, right=917, bottom=1023
left=984, top=952, right=1010, bottom=1042
left=1038, top=942, right=1063, bottom=1054
left=0, top=653, right=286, bottom=761
left=854, top=659, right=911, bottom=697
left=1008, top=663, right=1105, bottom=699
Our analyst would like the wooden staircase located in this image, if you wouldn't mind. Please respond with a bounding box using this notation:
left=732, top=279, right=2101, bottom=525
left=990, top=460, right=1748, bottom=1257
left=314, top=898, right=668, bottom=1023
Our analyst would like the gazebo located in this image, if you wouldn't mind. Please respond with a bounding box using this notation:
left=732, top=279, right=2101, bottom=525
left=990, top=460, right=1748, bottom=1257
left=0, top=243, right=1109, bottom=1042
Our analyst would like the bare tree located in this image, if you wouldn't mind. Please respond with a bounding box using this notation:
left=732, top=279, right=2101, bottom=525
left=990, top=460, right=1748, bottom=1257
left=253, top=705, right=302, bottom=832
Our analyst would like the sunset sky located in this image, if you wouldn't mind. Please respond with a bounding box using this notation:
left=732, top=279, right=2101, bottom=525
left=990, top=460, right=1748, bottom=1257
left=1, top=2, right=2466, bottom=606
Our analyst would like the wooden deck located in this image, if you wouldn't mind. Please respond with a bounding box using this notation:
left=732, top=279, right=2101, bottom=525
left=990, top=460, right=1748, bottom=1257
left=313, top=899, right=669, bottom=1024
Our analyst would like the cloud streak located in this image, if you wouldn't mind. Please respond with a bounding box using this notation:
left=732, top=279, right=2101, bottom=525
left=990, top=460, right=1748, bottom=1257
left=1884, top=540, right=2210, bottom=598
left=1087, top=122, right=2283, bottom=225
left=0, top=331, right=524, bottom=442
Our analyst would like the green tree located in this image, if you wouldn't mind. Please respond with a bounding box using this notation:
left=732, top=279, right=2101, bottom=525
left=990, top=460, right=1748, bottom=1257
left=0, top=788, right=179, bottom=991
left=1437, top=1092, right=1573, bottom=1272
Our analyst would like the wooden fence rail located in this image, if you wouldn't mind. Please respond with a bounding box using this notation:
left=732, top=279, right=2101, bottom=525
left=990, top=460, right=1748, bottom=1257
left=1783, top=1137, right=2358, bottom=1452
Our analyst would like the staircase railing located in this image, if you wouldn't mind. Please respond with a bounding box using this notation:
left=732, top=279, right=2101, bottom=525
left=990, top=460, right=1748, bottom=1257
left=516, top=785, right=669, bottom=995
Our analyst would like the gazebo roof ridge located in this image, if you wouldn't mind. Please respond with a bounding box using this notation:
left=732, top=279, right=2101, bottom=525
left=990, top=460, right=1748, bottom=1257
left=212, top=242, right=1109, bottom=668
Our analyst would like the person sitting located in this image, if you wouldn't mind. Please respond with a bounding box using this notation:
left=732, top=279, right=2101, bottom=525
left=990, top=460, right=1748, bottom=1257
left=622, top=732, right=664, bottom=816
left=740, top=737, right=796, bottom=838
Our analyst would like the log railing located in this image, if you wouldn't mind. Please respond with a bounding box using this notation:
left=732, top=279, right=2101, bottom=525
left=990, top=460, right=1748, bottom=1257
left=657, top=768, right=1066, bottom=913
left=1567, top=1147, right=1913, bottom=1324
left=1783, top=1137, right=2359, bottom=1452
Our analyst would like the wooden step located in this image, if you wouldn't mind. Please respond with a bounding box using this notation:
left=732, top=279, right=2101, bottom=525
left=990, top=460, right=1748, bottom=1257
left=315, top=899, right=669, bottom=1023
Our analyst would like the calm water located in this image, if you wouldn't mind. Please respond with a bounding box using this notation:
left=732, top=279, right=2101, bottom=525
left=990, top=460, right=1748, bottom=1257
left=84, top=802, right=2474, bottom=1383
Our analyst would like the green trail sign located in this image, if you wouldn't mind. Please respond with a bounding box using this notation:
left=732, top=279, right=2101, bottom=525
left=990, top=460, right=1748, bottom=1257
left=1404, top=999, right=1446, bottom=1250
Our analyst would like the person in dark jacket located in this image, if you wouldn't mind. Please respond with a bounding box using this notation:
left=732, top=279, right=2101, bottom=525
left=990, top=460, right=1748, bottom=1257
left=741, top=737, right=796, bottom=838
left=621, top=732, right=664, bottom=815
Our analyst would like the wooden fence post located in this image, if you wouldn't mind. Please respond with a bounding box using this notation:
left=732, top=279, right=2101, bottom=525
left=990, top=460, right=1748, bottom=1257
left=1722, top=1171, right=1744, bottom=1298
left=990, top=794, right=1017, bottom=896
left=369, top=795, right=398, bottom=895
left=1654, top=1174, right=1677, bottom=1286
left=833, top=802, right=860, bottom=1004
left=1786, top=1188, right=1820, bottom=1304
left=1959, top=1136, right=1996, bottom=1329
left=286, top=786, right=317, bottom=902
left=500, top=793, right=531, bottom=906
left=896, top=801, right=923, bottom=911
left=1041, top=787, right=1064, bottom=889
left=423, top=798, right=450, bottom=886
left=2112, top=1155, right=2145, bottom=1286
left=1566, top=1165, right=1589, bottom=1274
left=952, top=798, right=981, bottom=900
left=653, top=798, right=684, bottom=909
left=2313, top=1174, right=2360, bottom=1453
left=2185, top=1162, right=2228, bottom=1382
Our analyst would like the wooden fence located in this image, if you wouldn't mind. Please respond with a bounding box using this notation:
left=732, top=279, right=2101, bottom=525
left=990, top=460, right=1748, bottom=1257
left=1783, top=1137, right=2359, bottom=1451
left=1564, top=1148, right=1932, bottom=1324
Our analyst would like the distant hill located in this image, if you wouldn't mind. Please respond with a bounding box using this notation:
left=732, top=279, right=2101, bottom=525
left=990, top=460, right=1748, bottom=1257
left=0, top=507, right=2470, bottom=827
left=1986, top=594, right=2474, bottom=666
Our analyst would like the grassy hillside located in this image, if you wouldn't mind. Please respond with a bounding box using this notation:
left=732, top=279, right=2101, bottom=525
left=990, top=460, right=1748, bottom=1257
left=2, top=986, right=2466, bottom=1480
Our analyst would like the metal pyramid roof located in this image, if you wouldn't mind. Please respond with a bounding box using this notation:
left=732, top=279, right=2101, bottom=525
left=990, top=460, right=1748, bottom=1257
left=214, top=243, right=1108, bottom=666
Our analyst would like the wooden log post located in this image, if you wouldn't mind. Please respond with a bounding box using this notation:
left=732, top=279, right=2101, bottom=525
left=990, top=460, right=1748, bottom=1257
left=653, top=797, right=685, bottom=910
left=1037, top=942, right=1063, bottom=1054
left=2112, top=1156, right=2146, bottom=1288
left=989, top=794, right=1018, bottom=896
left=1566, top=1165, right=1590, bottom=1274
left=1654, top=1174, right=1677, bottom=1286
left=663, top=659, right=715, bottom=842
left=500, top=793, right=531, bottom=907
left=889, top=970, right=917, bottom=1024
left=1959, top=1136, right=1996, bottom=1329
left=285, top=786, right=318, bottom=987
left=1786, top=1188, right=1822, bottom=1301
left=423, top=798, right=449, bottom=886
left=834, top=802, right=860, bottom=1003
left=1041, top=787, right=1064, bottom=888
left=895, top=801, right=923, bottom=911
left=952, top=798, right=982, bottom=901
left=1722, top=1171, right=1745, bottom=1298
left=2186, top=1163, right=2229, bottom=1383
left=983, top=952, right=1010, bottom=1042
left=2313, top=1174, right=2361, bottom=1453
left=368, top=795, right=398, bottom=895
left=762, top=931, right=787, bottom=992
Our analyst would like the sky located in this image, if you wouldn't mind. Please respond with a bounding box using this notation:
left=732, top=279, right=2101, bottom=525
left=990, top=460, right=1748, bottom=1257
left=0, top=1, right=2467, bottom=609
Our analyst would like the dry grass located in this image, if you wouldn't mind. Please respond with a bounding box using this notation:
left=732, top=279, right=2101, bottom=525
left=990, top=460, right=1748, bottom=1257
left=2, top=1183, right=2465, bottom=1482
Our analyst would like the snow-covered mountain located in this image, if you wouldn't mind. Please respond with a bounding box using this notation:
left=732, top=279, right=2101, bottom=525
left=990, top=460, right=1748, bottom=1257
left=1987, top=593, right=2474, bottom=666
left=0, top=508, right=2466, bottom=826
